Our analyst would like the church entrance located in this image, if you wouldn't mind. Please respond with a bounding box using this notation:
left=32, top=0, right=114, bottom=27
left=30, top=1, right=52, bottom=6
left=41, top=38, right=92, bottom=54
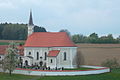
left=25, top=60, right=28, bottom=66
left=39, top=61, right=43, bottom=67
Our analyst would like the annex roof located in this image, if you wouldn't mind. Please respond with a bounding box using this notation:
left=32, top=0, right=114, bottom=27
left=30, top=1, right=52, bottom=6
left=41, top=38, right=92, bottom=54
left=24, top=32, right=77, bottom=47
left=0, top=45, right=8, bottom=55
left=0, top=45, right=24, bottom=56
left=47, top=50, right=60, bottom=57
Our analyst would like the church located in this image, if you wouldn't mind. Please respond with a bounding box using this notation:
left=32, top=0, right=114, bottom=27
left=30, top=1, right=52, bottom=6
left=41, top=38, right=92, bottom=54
left=21, top=11, right=78, bottom=68
left=0, top=11, right=78, bottom=69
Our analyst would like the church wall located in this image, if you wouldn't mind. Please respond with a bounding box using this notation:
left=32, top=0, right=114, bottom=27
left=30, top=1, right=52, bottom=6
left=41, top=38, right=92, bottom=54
left=71, top=48, right=77, bottom=67
left=51, top=47, right=77, bottom=68
left=24, top=47, right=77, bottom=68
left=47, top=57, right=56, bottom=68
left=0, top=55, right=4, bottom=60
left=24, top=47, right=49, bottom=66
left=58, top=47, right=77, bottom=68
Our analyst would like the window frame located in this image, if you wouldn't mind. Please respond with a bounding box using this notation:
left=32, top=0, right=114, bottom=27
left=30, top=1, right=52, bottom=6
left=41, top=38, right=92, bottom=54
left=44, top=52, right=47, bottom=60
left=50, top=59, right=53, bottom=63
left=37, top=52, right=39, bottom=60
left=64, top=52, right=67, bottom=61
left=29, top=52, right=31, bottom=55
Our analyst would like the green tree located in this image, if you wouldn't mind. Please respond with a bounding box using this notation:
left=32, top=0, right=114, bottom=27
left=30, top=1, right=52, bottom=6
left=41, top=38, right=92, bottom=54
left=2, top=42, right=18, bottom=76
left=0, top=23, right=46, bottom=40
left=59, top=29, right=71, bottom=37
left=88, top=33, right=98, bottom=43
left=34, top=26, right=46, bottom=32
left=107, top=34, right=114, bottom=43
left=72, top=34, right=87, bottom=43
left=116, top=36, right=120, bottom=43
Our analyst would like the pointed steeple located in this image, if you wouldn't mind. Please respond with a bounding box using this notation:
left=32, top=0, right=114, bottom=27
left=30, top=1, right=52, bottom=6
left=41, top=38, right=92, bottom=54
left=29, top=10, right=34, bottom=25
left=28, top=10, right=34, bottom=37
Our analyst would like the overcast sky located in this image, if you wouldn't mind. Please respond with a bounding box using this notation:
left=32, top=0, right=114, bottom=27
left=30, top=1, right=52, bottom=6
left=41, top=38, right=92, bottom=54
left=0, top=0, right=120, bottom=37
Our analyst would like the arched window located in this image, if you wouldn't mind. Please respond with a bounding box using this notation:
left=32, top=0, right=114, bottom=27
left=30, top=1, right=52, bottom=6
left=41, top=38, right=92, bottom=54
left=25, top=60, right=28, bottom=66
left=44, top=52, right=47, bottom=60
left=37, top=52, right=39, bottom=60
left=29, top=52, right=31, bottom=55
left=64, top=52, right=67, bottom=60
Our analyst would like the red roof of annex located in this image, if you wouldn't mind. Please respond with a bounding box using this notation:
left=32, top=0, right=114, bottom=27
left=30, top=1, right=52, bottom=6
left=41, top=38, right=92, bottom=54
left=24, top=32, right=77, bottom=47
left=0, top=45, right=24, bottom=56
left=48, top=50, right=60, bottom=57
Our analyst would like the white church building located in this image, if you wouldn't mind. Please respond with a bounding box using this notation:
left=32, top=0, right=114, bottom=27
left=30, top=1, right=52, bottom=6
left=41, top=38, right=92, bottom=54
left=22, top=11, right=78, bottom=68
left=0, top=11, right=78, bottom=69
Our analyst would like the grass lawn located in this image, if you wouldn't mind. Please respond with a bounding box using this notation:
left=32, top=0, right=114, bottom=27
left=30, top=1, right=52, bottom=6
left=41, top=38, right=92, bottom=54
left=0, top=68, right=120, bottom=80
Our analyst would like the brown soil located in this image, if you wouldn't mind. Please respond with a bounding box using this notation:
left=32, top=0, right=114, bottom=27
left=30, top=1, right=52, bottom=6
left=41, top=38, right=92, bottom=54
left=77, top=44, right=120, bottom=66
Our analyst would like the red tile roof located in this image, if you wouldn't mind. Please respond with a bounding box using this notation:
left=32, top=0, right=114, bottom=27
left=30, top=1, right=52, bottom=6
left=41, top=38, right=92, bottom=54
left=0, top=45, right=24, bottom=56
left=18, top=45, right=24, bottom=56
left=0, top=45, right=8, bottom=55
left=24, top=32, right=77, bottom=47
left=48, top=50, right=60, bottom=57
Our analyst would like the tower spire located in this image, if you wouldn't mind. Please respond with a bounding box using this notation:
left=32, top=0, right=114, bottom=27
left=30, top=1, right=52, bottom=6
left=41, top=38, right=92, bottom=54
left=28, top=10, right=34, bottom=36
left=29, top=10, right=34, bottom=25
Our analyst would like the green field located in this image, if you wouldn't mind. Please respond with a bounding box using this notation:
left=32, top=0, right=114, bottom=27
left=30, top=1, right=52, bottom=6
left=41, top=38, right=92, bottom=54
left=0, top=69, right=120, bottom=80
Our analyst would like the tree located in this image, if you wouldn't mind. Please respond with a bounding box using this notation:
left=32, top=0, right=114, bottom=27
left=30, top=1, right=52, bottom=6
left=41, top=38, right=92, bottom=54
left=72, top=34, right=87, bottom=43
left=88, top=33, right=98, bottom=43
left=0, top=23, right=47, bottom=40
left=34, top=26, right=46, bottom=32
left=99, top=34, right=115, bottom=44
left=59, top=29, right=71, bottom=37
left=107, top=34, right=114, bottom=43
left=101, top=58, right=120, bottom=69
left=2, top=42, right=18, bottom=75
left=0, top=60, right=3, bottom=68
left=117, top=36, right=120, bottom=43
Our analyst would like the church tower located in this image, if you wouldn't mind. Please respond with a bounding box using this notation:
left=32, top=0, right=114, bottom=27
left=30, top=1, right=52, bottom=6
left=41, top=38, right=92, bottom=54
left=28, top=10, right=34, bottom=36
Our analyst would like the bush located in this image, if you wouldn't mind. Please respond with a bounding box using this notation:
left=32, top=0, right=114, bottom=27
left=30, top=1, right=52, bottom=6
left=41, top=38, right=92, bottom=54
left=101, top=58, right=120, bottom=69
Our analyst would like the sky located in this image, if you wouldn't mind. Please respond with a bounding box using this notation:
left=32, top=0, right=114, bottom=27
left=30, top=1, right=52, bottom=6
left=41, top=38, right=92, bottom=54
left=0, top=0, right=120, bottom=37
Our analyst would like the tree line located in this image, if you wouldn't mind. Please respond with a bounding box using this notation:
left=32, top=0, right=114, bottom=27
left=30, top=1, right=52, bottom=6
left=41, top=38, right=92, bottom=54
left=59, top=29, right=120, bottom=44
left=0, top=23, right=46, bottom=40
left=72, top=33, right=120, bottom=44
left=0, top=24, right=120, bottom=44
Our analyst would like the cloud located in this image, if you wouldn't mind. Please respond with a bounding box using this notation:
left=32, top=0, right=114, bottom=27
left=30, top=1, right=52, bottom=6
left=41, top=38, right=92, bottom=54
left=0, top=0, right=120, bottom=36
left=0, top=1, right=16, bottom=9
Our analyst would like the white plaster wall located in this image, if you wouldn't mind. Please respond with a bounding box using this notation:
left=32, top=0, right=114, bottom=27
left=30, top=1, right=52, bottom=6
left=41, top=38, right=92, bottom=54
left=52, top=47, right=77, bottom=68
left=11, top=66, right=110, bottom=76
left=0, top=55, right=4, bottom=60
left=28, top=25, right=34, bottom=36
left=47, top=57, right=56, bottom=68
left=24, top=47, right=49, bottom=65
left=0, top=65, right=110, bottom=76
left=24, top=47, right=77, bottom=68
left=22, top=56, right=33, bottom=66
